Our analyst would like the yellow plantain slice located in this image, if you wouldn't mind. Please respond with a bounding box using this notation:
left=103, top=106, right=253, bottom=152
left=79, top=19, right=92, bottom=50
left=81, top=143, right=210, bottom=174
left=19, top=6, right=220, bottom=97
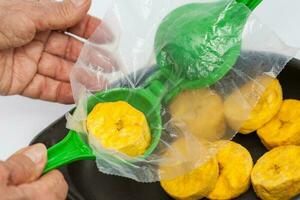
left=87, top=101, right=151, bottom=157
left=160, top=138, right=219, bottom=200
left=160, top=158, right=219, bottom=200
left=251, top=145, right=300, bottom=200
left=207, top=141, right=253, bottom=199
left=169, top=88, right=226, bottom=141
left=257, top=99, right=300, bottom=149
left=224, top=76, right=282, bottom=134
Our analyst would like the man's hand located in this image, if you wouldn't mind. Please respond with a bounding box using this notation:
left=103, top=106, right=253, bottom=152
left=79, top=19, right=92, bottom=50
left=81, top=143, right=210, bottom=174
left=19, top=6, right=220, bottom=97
left=0, top=0, right=101, bottom=103
left=0, top=144, right=68, bottom=200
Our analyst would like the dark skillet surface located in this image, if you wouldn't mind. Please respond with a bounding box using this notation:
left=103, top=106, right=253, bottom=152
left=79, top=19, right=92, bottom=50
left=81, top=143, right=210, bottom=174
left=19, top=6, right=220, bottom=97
left=31, top=58, right=300, bottom=200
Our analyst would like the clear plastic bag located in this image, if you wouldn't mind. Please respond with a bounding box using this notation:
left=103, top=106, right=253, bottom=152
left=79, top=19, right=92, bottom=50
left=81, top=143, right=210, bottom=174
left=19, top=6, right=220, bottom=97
left=66, top=0, right=297, bottom=182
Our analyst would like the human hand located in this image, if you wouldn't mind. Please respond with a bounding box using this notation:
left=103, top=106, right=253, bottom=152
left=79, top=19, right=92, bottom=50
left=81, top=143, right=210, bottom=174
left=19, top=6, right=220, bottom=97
left=0, top=144, right=68, bottom=200
left=0, top=0, right=101, bottom=103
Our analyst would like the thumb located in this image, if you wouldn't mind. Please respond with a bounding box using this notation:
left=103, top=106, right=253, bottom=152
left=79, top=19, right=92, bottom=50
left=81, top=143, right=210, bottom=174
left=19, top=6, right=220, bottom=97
left=31, top=0, right=91, bottom=31
left=5, top=144, right=47, bottom=185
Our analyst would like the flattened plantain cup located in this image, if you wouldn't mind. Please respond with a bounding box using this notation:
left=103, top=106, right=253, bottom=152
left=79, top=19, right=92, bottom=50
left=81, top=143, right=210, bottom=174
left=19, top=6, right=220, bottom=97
left=257, top=99, right=300, bottom=149
left=207, top=141, right=253, bottom=200
left=251, top=145, right=300, bottom=200
left=224, top=76, right=282, bottom=134
left=87, top=101, right=151, bottom=157
left=169, top=89, right=226, bottom=141
left=160, top=138, right=219, bottom=200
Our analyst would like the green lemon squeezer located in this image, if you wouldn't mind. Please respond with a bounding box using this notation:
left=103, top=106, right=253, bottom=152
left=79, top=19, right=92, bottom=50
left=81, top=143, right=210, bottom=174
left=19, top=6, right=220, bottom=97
left=44, top=0, right=262, bottom=173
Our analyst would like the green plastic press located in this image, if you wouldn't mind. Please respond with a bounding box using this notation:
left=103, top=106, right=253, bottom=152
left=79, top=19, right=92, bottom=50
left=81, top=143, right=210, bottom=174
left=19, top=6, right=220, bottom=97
left=44, top=0, right=262, bottom=173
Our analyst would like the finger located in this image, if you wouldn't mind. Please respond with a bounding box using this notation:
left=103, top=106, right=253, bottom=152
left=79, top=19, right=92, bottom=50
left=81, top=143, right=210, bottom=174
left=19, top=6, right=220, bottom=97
left=44, top=31, right=117, bottom=70
left=67, top=15, right=113, bottom=44
left=28, top=0, right=92, bottom=32
left=5, top=144, right=47, bottom=185
left=44, top=31, right=83, bottom=62
left=18, top=170, right=68, bottom=200
left=38, top=52, right=74, bottom=82
left=79, top=45, right=119, bottom=73
left=0, top=161, right=9, bottom=186
left=22, top=75, right=74, bottom=104
left=67, top=15, right=101, bottom=39
left=70, top=66, right=108, bottom=91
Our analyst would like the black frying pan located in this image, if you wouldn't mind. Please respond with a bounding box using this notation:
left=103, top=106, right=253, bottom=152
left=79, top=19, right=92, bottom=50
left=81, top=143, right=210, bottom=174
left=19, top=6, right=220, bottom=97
left=31, top=58, right=300, bottom=200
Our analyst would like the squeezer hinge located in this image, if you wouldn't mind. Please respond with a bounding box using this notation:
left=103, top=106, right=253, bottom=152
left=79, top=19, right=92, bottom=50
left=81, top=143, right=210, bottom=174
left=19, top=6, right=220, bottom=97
left=236, top=0, right=263, bottom=10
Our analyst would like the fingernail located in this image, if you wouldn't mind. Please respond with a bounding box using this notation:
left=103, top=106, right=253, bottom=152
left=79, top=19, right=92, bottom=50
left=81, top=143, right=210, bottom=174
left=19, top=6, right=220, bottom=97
left=23, top=144, right=47, bottom=165
left=70, top=0, right=86, bottom=7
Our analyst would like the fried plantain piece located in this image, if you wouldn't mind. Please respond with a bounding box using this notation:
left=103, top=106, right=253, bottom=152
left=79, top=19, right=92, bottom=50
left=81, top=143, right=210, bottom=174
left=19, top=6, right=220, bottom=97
left=169, top=89, right=225, bottom=141
left=224, top=76, right=282, bottom=134
left=257, top=99, right=300, bottom=149
left=207, top=141, right=253, bottom=199
left=87, top=101, right=151, bottom=157
left=251, top=145, right=300, bottom=200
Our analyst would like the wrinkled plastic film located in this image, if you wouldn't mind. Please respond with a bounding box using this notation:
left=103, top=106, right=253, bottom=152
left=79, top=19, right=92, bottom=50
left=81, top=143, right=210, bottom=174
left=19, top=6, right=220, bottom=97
left=67, top=0, right=297, bottom=182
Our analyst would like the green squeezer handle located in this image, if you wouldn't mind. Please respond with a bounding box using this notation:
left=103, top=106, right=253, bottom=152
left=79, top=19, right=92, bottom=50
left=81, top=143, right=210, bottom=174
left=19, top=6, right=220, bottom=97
left=44, top=131, right=95, bottom=173
left=43, top=0, right=263, bottom=173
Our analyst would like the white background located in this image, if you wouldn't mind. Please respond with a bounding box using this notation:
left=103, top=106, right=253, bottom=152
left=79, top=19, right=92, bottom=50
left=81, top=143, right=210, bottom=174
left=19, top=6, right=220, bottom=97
left=0, top=0, right=300, bottom=159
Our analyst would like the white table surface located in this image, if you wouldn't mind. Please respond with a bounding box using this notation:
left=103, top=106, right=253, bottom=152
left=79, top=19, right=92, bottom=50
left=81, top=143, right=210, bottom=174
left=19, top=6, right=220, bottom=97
left=0, top=0, right=300, bottom=160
